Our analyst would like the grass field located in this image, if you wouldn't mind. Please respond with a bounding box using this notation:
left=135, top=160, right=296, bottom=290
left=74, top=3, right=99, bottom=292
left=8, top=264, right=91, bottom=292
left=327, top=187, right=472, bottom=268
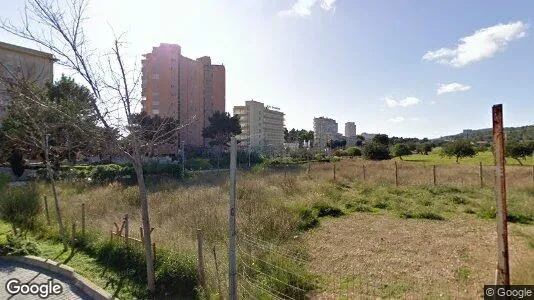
left=394, top=149, right=534, bottom=166
left=25, top=158, right=534, bottom=299
left=0, top=220, right=142, bottom=298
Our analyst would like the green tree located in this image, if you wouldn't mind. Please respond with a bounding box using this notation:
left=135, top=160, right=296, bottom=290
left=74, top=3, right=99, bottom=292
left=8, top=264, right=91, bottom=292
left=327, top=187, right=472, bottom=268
left=372, top=134, right=389, bottom=146
left=392, top=143, right=412, bottom=160
left=363, top=142, right=391, bottom=160
left=202, top=111, right=242, bottom=148
left=344, top=147, right=362, bottom=157
left=506, top=141, right=533, bottom=165
left=441, top=140, right=476, bottom=163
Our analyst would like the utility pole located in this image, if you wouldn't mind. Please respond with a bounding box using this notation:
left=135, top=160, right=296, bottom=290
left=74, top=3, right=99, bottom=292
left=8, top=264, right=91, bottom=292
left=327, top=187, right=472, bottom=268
left=228, top=137, right=238, bottom=300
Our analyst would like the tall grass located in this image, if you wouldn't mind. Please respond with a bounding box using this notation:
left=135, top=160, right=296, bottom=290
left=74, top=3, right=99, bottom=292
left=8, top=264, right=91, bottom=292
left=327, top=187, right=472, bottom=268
left=30, top=158, right=534, bottom=297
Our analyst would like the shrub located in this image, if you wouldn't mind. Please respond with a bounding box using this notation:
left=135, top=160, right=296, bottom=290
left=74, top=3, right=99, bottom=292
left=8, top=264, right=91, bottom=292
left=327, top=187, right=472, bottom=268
left=297, top=208, right=319, bottom=231
left=363, top=142, right=391, bottom=160
left=344, top=147, right=362, bottom=157
left=0, top=234, right=40, bottom=256
left=8, top=150, right=25, bottom=178
left=392, top=143, right=412, bottom=160
left=90, top=164, right=123, bottom=184
left=312, top=203, right=344, bottom=218
left=0, top=184, right=41, bottom=232
left=185, top=158, right=212, bottom=170
left=0, top=173, right=11, bottom=189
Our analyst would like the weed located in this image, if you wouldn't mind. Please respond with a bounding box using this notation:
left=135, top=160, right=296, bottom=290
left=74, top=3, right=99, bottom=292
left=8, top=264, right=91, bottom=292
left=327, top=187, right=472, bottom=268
left=456, top=266, right=470, bottom=283
left=313, top=203, right=344, bottom=218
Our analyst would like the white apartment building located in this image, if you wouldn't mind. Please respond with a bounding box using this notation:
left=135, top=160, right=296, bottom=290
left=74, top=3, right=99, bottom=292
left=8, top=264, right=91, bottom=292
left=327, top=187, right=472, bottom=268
left=313, top=117, right=339, bottom=149
left=233, top=100, right=285, bottom=154
left=345, top=122, right=357, bottom=137
left=0, top=41, right=54, bottom=118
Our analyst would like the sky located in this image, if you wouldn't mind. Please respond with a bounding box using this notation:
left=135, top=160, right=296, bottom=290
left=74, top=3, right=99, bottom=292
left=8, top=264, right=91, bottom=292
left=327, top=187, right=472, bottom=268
left=1, top=0, right=533, bottom=139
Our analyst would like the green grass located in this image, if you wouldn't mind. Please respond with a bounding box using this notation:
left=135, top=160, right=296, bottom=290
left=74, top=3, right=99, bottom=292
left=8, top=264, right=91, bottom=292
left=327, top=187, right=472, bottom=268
left=394, top=149, right=534, bottom=166
left=0, top=220, right=143, bottom=299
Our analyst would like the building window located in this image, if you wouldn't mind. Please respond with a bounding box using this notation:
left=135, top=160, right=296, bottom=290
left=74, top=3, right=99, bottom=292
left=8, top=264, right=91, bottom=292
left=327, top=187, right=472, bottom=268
left=152, top=74, right=160, bottom=80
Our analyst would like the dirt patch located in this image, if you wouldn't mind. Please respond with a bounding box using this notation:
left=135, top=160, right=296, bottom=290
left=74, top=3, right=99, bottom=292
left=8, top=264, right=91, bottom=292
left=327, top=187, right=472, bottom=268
left=304, top=212, right=534, bottom=299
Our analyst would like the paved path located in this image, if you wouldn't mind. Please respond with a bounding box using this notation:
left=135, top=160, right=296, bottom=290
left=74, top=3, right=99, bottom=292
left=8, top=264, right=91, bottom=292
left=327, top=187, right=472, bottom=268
left=0, top=260, right=91, bottom=299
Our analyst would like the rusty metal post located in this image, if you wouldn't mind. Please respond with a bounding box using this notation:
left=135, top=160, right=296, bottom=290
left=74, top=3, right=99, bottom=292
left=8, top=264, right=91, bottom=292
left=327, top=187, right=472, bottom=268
left=81, top=203, right=85, bottom=236
left=479, top=162, right=484, bottom=187
left=333, top=163, right=336, bottom=180
left=43, top=196, right=51, bottom=226
left=492, top=104, right=510, bottom=285
left=124, top=214, right=129, bottom=246
left=433, top=165, right=437, bottom=186
left=197, top=229, right=207, bottom=292
left=394, top=161, right=398, bottom=187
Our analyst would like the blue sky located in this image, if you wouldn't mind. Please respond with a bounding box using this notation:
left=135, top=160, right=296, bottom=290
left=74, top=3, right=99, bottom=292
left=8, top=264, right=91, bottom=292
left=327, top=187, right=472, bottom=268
left=1, top=0, right=533, bottom=138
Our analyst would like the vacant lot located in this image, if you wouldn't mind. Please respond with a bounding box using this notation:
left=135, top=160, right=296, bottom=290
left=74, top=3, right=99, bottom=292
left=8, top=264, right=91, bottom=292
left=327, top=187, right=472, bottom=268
left=394, top=149, right=534, bottom=166
left=33, top=159, right=534, bottom=298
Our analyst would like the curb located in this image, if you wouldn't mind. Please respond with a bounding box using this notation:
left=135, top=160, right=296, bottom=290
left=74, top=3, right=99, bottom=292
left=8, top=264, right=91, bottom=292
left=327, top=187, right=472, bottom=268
left=0, top=255, right=115, bottom=299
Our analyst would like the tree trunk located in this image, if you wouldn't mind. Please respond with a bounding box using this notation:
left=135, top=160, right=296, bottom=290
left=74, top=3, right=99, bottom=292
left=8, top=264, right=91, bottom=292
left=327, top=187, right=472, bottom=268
left=133, top=147, right=156, bottom=298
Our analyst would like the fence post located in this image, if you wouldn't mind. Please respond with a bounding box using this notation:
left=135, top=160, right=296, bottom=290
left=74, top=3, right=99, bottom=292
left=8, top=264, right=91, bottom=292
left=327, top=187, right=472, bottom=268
left=212, top=246, right=222, bottom=297
left=81, top=203, right=85, bottom=236
left=44, top=196, right=51, bottom=226
left=479, top=162, right=484, bottom=187
left=492, top=104, right=510, bottom=285
left=228, top=137, right=238, bottom=300
left=307, top=159, right=311, bottom=174
left=532, top=165, right=534, bottom=187
left=394, top=161, right=398, bottom=187
left=433, top=165, right=437, bottom=186
left=333, top=163, right=336, bottom=181
left=362, top=165, right=366, bottom=181
left=197, top=229, right=207, bottom=292
left=71, top=222, right=76, bottom=247
left=124, top=214, right=129, bottom=246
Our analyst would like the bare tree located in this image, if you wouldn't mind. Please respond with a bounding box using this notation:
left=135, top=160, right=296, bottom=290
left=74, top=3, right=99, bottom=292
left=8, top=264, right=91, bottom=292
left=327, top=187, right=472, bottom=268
left=0, top=0, right=186, bottom=296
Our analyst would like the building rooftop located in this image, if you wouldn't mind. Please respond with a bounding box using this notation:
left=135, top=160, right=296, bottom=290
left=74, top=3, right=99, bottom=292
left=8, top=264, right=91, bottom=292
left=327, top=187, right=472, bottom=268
left=0, top=41, right=54, bottom=60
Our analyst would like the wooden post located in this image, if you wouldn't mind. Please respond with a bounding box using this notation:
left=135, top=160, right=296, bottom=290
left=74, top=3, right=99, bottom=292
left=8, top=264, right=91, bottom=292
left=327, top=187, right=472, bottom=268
left=43, top=196, right=51, bottom=226
left=140, top=226, right=144, bottom=241
left=212, top=246, right=222, bottom=297
left=197, top=229, right=207, bottom=292
left=333, top=163, right=336, bottom=180
left=228, top=137, right=238, bottom=300
left=71, top=222, right=76, bottom=247
left=394, top=161, right=398, bottom=187
left=124, top=214, right=129, bottom=246
left=433, top=165, right=437, bottom=186
left=479, top=162, right=484, bottom=187
left=492, top=104, right=510, bottom=285
left=81, top=203, right=85, bottom=236
left=362, top=165, right=366, bottom=181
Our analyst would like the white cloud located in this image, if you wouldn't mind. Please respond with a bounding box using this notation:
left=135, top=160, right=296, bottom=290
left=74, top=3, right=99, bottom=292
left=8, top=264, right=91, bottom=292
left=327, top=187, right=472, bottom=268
left=423, top=21, right=528, bottom=67
left=385, top=96, right=421, bottom=108
left=437, top=82, right=472, bottom=95
left=388, top=117, right=405, bottom=123
left=277, top=0, right=336, bottom=17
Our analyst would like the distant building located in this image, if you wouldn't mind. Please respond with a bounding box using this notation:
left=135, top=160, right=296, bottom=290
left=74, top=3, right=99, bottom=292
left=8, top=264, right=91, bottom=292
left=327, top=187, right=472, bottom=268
left=345, top=122, right=357, bottom=137
left=0, top=41, right=54, bottom=119
left=141, top=43, right=225, bottom=149
left=233, top=100, right=285, bottom=154
left=361, top=133, right=377, bottom=142
left=313, top=117, right=339, bottom=149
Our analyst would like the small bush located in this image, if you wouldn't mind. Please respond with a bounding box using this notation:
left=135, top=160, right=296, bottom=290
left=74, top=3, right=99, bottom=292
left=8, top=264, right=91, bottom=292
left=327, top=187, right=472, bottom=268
left=90, top=164, right=123, bottom=184
left=363, top=142, right=391, bottom=160
left=344, top=147, right=362, bottom=157
left=312, top=203, right=344, bottom=218
left=0, top=173, right=11, bottom=189
left=345, top=203, right=373, bottom=212
left=297, top=208, right=319, bottom=231
left=0, top=184, right=41, bottom=232
left=0, top=234, right=40, bottom=256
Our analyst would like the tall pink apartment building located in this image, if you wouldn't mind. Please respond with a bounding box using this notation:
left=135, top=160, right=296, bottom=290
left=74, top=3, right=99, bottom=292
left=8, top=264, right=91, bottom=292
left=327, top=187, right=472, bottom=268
left=141, top=43, right=225, bottom=149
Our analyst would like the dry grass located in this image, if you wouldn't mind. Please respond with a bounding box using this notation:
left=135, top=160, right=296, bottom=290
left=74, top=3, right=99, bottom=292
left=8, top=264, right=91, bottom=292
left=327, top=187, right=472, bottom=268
left=35, top=159, right=534, bottom=298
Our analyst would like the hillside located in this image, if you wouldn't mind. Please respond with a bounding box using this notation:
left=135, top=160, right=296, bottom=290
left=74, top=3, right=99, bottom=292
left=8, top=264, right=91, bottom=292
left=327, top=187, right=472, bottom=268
left=437, top=124, right=534, bottom=142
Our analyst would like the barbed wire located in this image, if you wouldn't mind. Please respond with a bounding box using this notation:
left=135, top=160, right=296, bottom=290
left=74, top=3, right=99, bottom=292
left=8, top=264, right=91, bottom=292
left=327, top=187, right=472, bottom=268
left=240, top=270, right=294, bottom=300
left=239, top=257, right=306, bottom=293
left=239, top=235, right=308, bottom=265
left=238, top=247, right=308, bottom=281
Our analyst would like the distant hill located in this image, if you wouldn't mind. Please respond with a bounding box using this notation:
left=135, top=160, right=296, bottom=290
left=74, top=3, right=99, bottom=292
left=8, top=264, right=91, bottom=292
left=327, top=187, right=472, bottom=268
left=437, top=125, right=534, bottom=142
